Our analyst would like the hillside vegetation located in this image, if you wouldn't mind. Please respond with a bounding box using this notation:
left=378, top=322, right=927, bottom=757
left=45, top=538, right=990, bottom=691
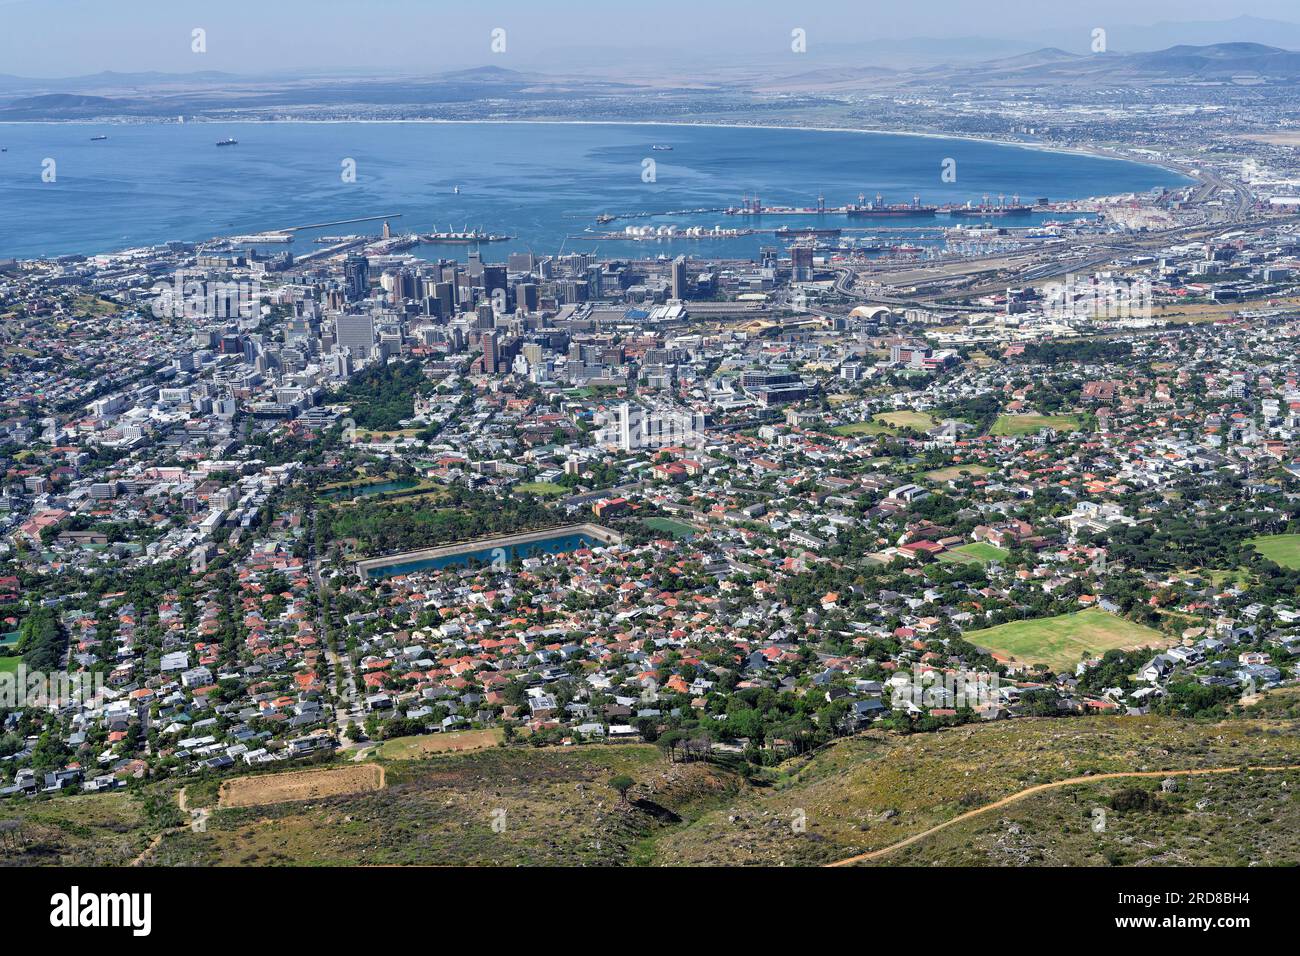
left=4, top=709, right=1297, bottom=867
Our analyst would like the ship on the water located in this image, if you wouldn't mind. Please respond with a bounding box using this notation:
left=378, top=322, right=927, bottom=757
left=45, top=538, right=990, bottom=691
left=595, top=213, right=616, bottom=224
left=575, top=226, right=755, bottom=241
left=90, top=135, right=108, bottom=141
left=945, top=194, right=1035, bottom=217
left=726, top=193, right=937, bottom=217
left=845, top=194, right=937, bottom=218
left=229, top=233, right=293, bottom=244
left=421, top=226, right=512, bottom=244
left=216, top=138, right=238, bottom=147
left=651, top=145, right=673, bottom=151
left=774, top=225, right=842, bottom=238
left=947, top=206, right=1034, bottom=217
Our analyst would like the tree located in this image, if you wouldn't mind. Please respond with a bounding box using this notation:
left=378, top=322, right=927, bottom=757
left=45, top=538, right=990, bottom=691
left=608, top=774, right=634, bottom=805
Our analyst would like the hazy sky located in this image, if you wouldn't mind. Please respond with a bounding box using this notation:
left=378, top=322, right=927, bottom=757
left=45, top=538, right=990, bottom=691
left=2, top=0, right=1298, bottom=77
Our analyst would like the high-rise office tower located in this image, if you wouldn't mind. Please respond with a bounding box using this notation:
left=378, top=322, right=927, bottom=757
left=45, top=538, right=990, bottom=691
left=343, top=254, right=369, bottom=301
left=334, top=313, right=376, bottom=360
left=514, top=282, right=539, bottom=313
left=433, top=281, right=455, bottom=319
left=671, top=255, right=688, bottom=300
left=481, top=330, right=499, bottom=374
left=482, top=265, right=508, bottom=303
left=791, top=244, right=814, bottom=282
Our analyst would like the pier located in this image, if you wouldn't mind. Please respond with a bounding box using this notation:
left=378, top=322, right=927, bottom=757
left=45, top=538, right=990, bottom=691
left=276, top=214, right=403, bottom=233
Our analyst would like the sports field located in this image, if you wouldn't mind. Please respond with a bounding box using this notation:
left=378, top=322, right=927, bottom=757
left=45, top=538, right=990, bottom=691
left=516, top=481, right=567, bottom=496
left=962, top=609, right=1166, bottom=673
left=833, top=410, right=935, bottom=437
left=925, top=464, right=992, bottom=483
left=832, top=421, right=892, bottom=436
left=1246, top=534, right=1300, bottom=570
left=644, top=517, right=697, bottom=539
left=938, top=542, right=1009, bottom=565
left=991, top=414, right=1082, bottom=437
left=875, top=410, right=936, bottom=431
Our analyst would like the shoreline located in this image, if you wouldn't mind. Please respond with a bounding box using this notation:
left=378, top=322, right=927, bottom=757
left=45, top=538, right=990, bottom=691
left=1, top=118, right=1194, bottom=260
left=0, top=114, right=1192, bottom=172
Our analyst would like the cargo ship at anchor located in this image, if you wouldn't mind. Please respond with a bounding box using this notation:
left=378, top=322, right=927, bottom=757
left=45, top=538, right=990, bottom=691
left=944, top=194, right=1035, bottom=217
left=421, top=226, right=513, bottom=244
left=845, top=194, right=937, bottom=218
left=726, top=193, right=937, bottom=217
left=774, top=225, right=842, bottom=238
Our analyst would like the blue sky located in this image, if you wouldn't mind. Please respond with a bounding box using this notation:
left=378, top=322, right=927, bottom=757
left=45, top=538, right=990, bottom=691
left=1, top=0, right=1298, bottom=76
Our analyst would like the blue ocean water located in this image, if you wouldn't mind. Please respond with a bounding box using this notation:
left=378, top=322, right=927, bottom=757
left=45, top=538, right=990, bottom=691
left=0, top=121, right=1191, bottom=259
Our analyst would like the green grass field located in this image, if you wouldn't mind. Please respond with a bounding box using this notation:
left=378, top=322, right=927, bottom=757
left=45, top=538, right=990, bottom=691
left=832, top=421, right=892, bottom=436
left=72, top=294, right=119, bottom=317
left=938, top=542, right=1009, bottom=565
left=644, top=517, right=697, bottom=539
left=834, top=411, right=935, bottom=437
left=1246, top=534, right=1300, bottom=570
left=925, top=464, right=992, bottom=483
left=991, top=414, right=1082, bottom=437
left=961, top=609, right=1166, bottom=672
left=0, top=656, right=22, bottom=673
left=874, top=411, right=936, bottom=431
left=516, top=481, right=567, bottom=497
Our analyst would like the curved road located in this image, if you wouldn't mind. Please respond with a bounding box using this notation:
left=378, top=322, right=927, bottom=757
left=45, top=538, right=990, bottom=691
left=825, top=764, right=1300, bottom=867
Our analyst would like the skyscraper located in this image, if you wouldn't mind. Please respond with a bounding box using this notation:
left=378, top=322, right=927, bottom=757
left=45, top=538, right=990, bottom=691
left=671, top=255, right=688, bottom=300
left=481, top=330, right=499, bottom=374
left=515, top=282, right=539, bottom=313
left=343, top=254, right=369, bottom=301
left=791, top=244, right=814, bottom=282
left=334, top=313, right=375, bottom=360
left=482, top=265, right=508, bottom=306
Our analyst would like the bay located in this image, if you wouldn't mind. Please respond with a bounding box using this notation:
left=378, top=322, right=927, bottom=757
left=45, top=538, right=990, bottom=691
left=0, top=121, right=1192, bottom=259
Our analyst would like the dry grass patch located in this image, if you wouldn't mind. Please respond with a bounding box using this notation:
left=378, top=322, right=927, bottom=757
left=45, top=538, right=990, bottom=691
left=218, top=763, right=384, bottom=808
left=377, top=729, right=503, bottom=760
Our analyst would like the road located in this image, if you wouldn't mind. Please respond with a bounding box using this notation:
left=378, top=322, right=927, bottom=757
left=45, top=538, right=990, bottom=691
left=825, top=763, right=1300, bottom=867
left=308, top=507, right=363, bottom=736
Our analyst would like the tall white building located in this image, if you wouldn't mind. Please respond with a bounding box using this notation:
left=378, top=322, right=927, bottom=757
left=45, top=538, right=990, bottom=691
left=594, top=402, right=706, bottom=451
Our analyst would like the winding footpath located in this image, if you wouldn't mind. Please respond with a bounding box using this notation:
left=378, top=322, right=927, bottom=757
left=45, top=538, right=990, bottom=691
left=129, top=786, right=191, bottom=868
left=826, top=764, right=1300, bottom=867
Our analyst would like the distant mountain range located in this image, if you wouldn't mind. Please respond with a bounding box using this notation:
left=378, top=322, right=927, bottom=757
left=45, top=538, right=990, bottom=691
left=915, top=41, right=1300, bottom=88
left=1098, top=15, right=1300, bottom=54
left=760, top=42, right=1300, bottom=92
left=2, top=40, right=1299, bottom=120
